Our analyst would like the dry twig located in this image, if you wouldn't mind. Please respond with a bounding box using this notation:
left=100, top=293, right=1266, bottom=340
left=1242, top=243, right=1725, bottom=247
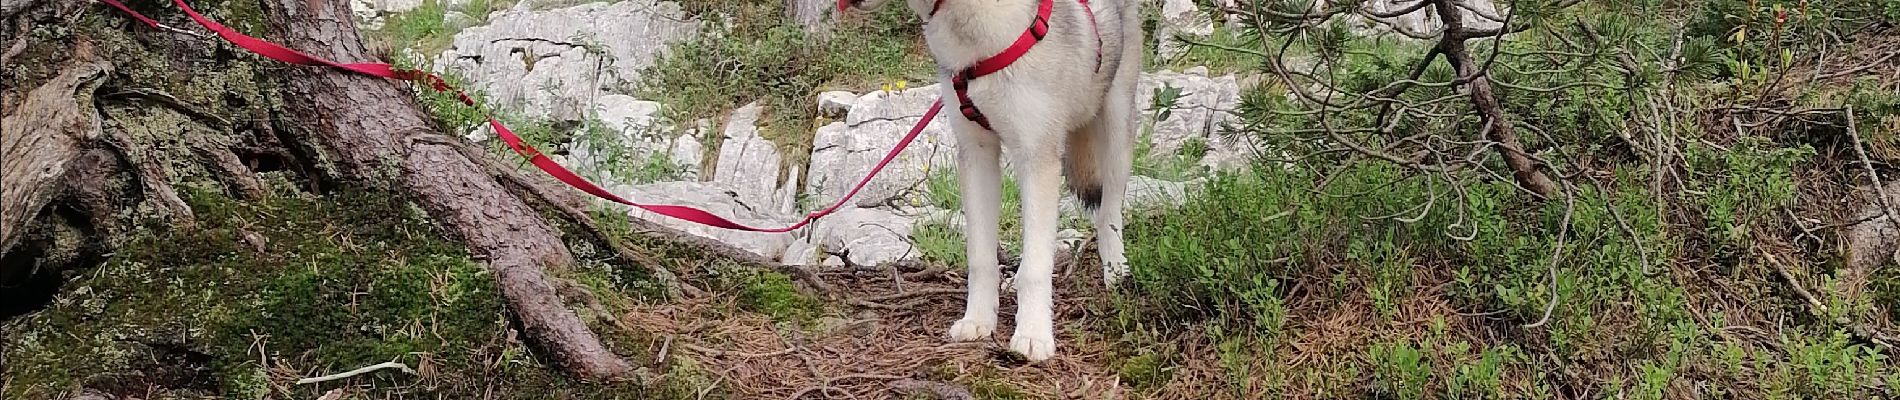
left=295, top=361, right=416, bottom=385
left=1761, top=250, right=1898, bottom=353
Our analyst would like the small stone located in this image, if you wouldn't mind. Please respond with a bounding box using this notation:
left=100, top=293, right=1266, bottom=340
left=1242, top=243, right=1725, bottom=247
left=1847, top=184, right=1900, bottom=272
left=814, top=316, right=852, bottom=335
left=593, top=94, right=664, bottom=133
left=781, top=239, right=824, bottom=265
left=1057, top=229, right=1087, bottom=252
left=817, top=91, right=857, bottom=118
left=73, top=389, right=116, bottom=400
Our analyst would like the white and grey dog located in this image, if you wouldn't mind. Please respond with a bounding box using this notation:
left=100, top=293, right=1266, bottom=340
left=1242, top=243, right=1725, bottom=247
left=840, top=0, right=1144, bottom=362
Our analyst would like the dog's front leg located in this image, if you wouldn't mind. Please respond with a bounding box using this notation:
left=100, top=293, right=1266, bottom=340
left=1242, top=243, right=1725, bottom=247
left=1009, top=142, right=1063, bottom=362
left=947, top=129, right=1003, bottom=342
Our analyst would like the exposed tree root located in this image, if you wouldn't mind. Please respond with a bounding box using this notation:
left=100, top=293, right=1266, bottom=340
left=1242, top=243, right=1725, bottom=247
left=100, top=129, right=195, bottom=226
left=293, top=361, right=416, bottom=385
left=1, top=59, right=110, bottom=257
left=189, top=139, right=270, bottom=200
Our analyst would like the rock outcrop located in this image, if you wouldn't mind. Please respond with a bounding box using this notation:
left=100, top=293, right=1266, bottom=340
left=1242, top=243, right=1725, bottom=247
left=1138, top=67, right=1254, bottom=171
left=434, top=1, right=699, bottom=122
left=1156, top=0, right=1216, bottom=60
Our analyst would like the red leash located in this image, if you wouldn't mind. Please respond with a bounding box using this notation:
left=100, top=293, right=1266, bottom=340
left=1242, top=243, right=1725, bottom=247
left=98, top=0, right=941, bottom=233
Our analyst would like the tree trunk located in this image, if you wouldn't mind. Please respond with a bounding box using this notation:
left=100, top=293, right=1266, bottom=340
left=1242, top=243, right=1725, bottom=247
left=1431, top=0, right=1557, bottom=199
left=258, top=0, right=632, bottom=380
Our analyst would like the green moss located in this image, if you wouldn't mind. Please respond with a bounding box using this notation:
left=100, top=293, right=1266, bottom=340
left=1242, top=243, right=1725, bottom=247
left=963, top=368, right=1032, bottom=400
left=1, top=188, right=697, bottom=399
left=733, top=270, right=817, bottom=321
left=1116, top=351, right=1174, bottom=390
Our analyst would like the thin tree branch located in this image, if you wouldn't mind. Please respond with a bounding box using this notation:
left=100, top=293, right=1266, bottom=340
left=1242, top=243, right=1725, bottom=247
left=1522, top=181, right=1575, bottom=328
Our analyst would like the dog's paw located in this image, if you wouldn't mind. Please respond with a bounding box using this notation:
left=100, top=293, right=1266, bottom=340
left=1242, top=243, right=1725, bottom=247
left=1102, top=261, right=1130, bottom=287
left=1008, top=332, right=1057, bottom=362
left=947, top=318, right=996, bottom=342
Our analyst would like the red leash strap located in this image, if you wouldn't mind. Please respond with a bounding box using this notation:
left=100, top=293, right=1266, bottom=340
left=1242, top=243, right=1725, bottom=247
left=99, top=0, right=940, bottom=233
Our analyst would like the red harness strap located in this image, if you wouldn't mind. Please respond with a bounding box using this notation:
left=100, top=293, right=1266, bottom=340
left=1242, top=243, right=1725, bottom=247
left=836, top=0, right=1102, bottom=131
left=943, top=0, right=1099, bottom=131
left=98, top=0, right=942, bottom=233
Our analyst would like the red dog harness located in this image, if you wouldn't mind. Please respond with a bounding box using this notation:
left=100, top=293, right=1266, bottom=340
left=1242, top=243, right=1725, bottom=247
left=849, top=0, right=1101, bottom=131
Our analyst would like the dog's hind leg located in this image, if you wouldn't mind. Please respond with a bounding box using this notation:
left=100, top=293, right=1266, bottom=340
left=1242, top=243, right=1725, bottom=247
left=1072, top=106, right=1135, bottom=286
left=947, top=128, right=1003, bottom=342
left=1074, top=65, right=1142, bottom=287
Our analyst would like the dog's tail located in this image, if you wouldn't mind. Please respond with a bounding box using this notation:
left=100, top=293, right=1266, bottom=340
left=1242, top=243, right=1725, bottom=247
left=1064, top=127, right=1112, bottom=209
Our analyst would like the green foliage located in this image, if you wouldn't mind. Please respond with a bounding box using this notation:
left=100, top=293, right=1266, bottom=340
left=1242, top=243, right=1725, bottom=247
left=914, top=168, right=1026, bottom=265
left=380, top=1, right=453, bottom=54
left=1448, top=344, right=1515, bottom=399
left=1134, top=84, right=1212, bottom=180
left=912, top=220, right=970, bottom=267
left=1766, top=330, right=1893, bottom=399
left=1687, top=0, right=1896, bottom=56
left=1104, top=1, right=1895, bottom=396
left=1369, top=341, right=1431, bottom=400
left=924, top=166, right=963, bottom=212
left=378, top=0, right=509, bottom=56
left=18, top=1, right=1896, bottom=398
left=1124, top=164, right=1470, bottom=327
left=576, top=123, right=697, bottom=184
left=1687, top=137, right=1815, bottom=252
left=1879, top=267, right=1900, bottom=323
left=640, top=0, right=932, bottom=164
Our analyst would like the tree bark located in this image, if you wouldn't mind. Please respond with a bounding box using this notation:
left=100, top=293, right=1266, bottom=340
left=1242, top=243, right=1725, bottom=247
left=0, top=58, right=110, bottom=257
left=258, top=0, right=632, bottom=380
left=1431, top=0, right=1557, bottom=199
